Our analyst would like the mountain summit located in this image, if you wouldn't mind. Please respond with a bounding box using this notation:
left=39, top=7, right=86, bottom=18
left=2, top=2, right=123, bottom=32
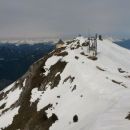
left=0, top=37, right=130, bottom=130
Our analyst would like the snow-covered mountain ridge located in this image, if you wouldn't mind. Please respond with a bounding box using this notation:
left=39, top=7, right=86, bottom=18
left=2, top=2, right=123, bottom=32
left=0, top=37, right=130, bottom=130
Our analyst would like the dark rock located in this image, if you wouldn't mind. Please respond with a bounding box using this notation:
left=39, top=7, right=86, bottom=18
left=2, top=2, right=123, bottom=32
left=73, top=115, right=78, bottom=122
left=75, top=56, right=79, bottom=60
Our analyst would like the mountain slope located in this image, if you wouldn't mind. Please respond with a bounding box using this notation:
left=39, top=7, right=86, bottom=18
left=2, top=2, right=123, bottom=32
left=0, top=37, right=130, bottom=130
left=0, top=42, right=54, bottom=90
left=115, top=39, right=130, bottom=50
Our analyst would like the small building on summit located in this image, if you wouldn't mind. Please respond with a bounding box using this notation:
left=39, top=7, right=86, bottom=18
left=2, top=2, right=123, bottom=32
left=56, top=39, right=65, bottom=48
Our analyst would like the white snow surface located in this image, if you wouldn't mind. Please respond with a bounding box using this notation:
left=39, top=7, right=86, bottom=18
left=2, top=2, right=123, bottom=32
left=44, top=56, right=63, bottom=76
left=30, top=88, right=43, bottom=103
left=36, top=38, right=130, bottom=130
left=0, top=83, right=22, bottom=129
left=1, top=37, right=130, bottom=130
left=0, top=107, right=20, bottom=130
left=0, top=86, right=22, bottom=114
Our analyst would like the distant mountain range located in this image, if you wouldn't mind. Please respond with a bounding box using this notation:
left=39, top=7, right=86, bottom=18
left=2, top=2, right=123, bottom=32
left=0, top=42, right=55, bottom=90
left=115, top=39, right=130, bottom=50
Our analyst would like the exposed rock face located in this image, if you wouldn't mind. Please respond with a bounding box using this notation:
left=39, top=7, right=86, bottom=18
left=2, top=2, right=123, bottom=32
left=0, top=42, right=55, bottom=90
left=0, top=47, right=67, bottom=130
left=56, top=39, right=65, bottom=48
left=0, top=37, right=130, bottom=130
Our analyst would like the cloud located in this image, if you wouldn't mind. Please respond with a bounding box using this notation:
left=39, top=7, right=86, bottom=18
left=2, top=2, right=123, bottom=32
left=0, top=0, right=130, bottom=38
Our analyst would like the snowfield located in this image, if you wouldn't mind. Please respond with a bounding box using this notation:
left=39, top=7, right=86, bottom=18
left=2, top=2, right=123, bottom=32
left=0, top=37, right=130, bottom=130
left=0, top=83, right=22, bottom=129
left=0, top=107, right=20, bottom=129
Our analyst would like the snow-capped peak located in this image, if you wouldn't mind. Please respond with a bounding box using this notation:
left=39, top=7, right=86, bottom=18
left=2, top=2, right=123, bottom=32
left=0, top=37, right=130, bottom=130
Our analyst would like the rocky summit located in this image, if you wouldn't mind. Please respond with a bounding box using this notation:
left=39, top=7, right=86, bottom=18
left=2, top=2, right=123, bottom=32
left=0, top=36, right=130, bottom=130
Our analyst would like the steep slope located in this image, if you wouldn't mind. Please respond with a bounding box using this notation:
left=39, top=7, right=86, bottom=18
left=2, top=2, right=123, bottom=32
left=0, top=42, right=54, bottom=90
left=0, top=37, right=130, bottom=130
left=115, top=39, right=130, bottom=50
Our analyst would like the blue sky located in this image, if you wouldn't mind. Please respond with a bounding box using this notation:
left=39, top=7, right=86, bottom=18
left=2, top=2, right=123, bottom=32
left=0, top=0, right=130, bottom=39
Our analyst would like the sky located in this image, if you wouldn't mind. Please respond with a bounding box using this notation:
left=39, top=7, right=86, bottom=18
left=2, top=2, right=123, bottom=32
left=0, top=0, right=130, bottom=39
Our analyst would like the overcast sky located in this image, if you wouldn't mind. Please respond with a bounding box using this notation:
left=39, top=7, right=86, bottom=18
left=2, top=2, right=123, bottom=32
left=0, top=0, right=130, bottom=39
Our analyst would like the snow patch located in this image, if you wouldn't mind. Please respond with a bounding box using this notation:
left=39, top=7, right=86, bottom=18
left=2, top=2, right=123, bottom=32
left=23, top=79, right=26, bottom=87
left=30, top=88, right=43, bottom=103
left=0, top=87, right=22, bottom=114
left=44, top=56, right=62, bottom=76
left=0, top=107, right=20, bottom=129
